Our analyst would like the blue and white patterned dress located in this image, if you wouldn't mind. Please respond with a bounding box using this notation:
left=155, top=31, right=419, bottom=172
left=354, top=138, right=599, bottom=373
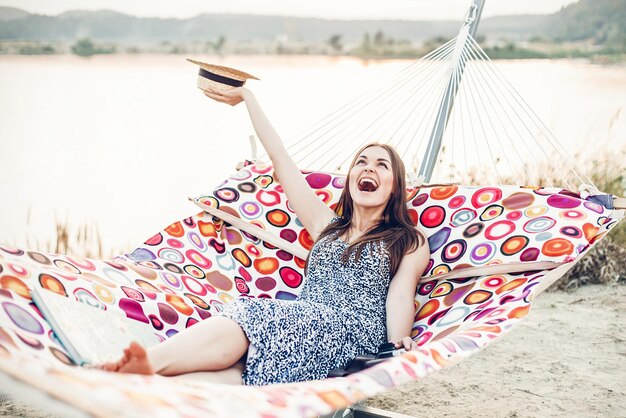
left=220, top=220, right=392, bottom=385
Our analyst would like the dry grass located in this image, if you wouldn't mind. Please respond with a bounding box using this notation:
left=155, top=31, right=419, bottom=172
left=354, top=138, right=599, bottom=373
left=551, top=147, right=626, bottom=289
left=555, top=238, right=626, bottom=290
left=23, top=214, right=110, bottom=259
left=52, top=216, right=105, bottom=259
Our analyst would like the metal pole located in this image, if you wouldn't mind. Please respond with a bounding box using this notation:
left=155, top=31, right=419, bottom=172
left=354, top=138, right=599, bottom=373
left=418, top=0, right=486, bottom=182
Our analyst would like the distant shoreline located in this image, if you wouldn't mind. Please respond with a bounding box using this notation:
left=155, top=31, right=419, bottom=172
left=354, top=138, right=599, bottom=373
left=1, top=1, right=624, bottom=63
left=1, top=39, right=624, bottom=63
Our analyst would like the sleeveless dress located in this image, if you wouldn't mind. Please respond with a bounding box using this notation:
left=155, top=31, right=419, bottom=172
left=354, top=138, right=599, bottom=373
left=220, top=220, right=392, bottom=386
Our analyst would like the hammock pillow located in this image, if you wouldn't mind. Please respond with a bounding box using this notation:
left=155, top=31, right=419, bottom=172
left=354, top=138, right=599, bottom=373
left=199, top=164, right=615, bottom=281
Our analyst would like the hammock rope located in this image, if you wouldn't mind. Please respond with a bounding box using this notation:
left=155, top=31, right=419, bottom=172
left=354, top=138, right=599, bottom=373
left=252, top=29, right=596, bottom=191
left=465, top=36, right=593, bottom=187
left=338, top=56, right=454, bottom=172
left=299, top=46, right=456, bottom=171
left=457, top=48, right=530, bottom=185
left=393, top=61, right=454, bottom=173
left=322, top=59, right=455, bottom=172
left=286, top=40, right=453, bottom=166
left=283, top=42, right=456, bottom=168
left=454, top=51, right=516, bottom=184
left=285, top=41, right=457, bottom=165
left=461, top=41, right=562, bottom=187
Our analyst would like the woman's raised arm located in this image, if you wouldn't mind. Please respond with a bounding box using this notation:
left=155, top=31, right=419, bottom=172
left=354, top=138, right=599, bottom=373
left=204, top=87, right=336, bottom=240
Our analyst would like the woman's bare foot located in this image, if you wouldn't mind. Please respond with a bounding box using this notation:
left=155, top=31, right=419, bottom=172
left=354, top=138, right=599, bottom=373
left=99, top=342, right=155, bottom=375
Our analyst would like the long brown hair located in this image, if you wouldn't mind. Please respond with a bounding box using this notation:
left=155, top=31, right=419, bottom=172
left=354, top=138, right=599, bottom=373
left=313, top=143, right=425, bottom=277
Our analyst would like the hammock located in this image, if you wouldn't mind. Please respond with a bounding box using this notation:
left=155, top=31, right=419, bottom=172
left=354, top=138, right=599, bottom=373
left=1, top=2, right=624, bottom=417
left=0, top=165, right=622, bottom=417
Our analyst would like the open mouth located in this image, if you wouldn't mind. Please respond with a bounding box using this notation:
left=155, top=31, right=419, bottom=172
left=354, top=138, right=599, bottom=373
left=358, top=178, right=379, bottom=192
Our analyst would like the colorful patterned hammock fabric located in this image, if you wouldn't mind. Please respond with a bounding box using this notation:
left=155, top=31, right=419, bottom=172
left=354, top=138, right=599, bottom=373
left=0, top=165, right=622, bottom=417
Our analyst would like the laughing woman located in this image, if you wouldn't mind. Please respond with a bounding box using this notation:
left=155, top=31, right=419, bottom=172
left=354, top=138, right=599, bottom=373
left=100, top=87, right=430, bottom=385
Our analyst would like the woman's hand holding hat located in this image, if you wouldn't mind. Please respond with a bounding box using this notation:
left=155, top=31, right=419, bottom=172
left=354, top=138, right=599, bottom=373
left=204, top=87, right=246, bottom=106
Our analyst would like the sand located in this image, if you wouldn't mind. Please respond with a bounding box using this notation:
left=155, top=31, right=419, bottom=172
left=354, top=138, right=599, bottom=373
left=365, top=285, right=626, bottom=417
left=1, top=285, right=624, bottom=417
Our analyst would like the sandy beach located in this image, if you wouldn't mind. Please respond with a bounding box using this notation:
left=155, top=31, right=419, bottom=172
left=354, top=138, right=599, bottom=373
left=1, top=284, right=624, bottom=417
left=365, top=285, right=626, bottom=417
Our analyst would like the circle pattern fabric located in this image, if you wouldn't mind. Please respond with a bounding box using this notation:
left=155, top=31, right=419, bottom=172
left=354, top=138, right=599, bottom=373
left=0, top=162, right=620, bottom=418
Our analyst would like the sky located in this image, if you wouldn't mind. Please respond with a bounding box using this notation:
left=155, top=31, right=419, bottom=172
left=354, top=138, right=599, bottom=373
left=1, top=0, right=580, bottom=20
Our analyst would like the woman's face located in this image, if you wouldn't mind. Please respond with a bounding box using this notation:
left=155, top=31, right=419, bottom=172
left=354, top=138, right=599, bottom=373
left=348, top=146, right=395, bottom=210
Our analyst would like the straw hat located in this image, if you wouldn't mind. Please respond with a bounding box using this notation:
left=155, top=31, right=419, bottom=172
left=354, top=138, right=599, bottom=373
left=187, top=58, right=260, bottom=91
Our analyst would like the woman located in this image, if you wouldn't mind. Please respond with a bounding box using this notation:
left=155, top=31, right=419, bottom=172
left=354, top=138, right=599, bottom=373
left=101, top=87, right=430, bottom=385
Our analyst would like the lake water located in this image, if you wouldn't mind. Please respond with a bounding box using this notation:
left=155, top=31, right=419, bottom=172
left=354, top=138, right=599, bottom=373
left=0, top=55, right=624, bottom=254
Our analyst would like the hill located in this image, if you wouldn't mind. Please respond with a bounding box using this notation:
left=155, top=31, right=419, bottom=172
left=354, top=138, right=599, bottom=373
left=0, top=7, right=542, bottom=43
left=540, top=0, right=625, bottom=48
left=0, top=1, right=623, bottom=55
left=0, top=6, right=29, bottom=20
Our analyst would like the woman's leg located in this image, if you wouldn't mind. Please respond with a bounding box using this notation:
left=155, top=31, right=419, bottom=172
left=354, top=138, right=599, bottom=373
left=152, top=316, right=249, bottom=375
left=172, top=360, right=245, bottom=385
left=105, top=317, right=249, bottom=376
